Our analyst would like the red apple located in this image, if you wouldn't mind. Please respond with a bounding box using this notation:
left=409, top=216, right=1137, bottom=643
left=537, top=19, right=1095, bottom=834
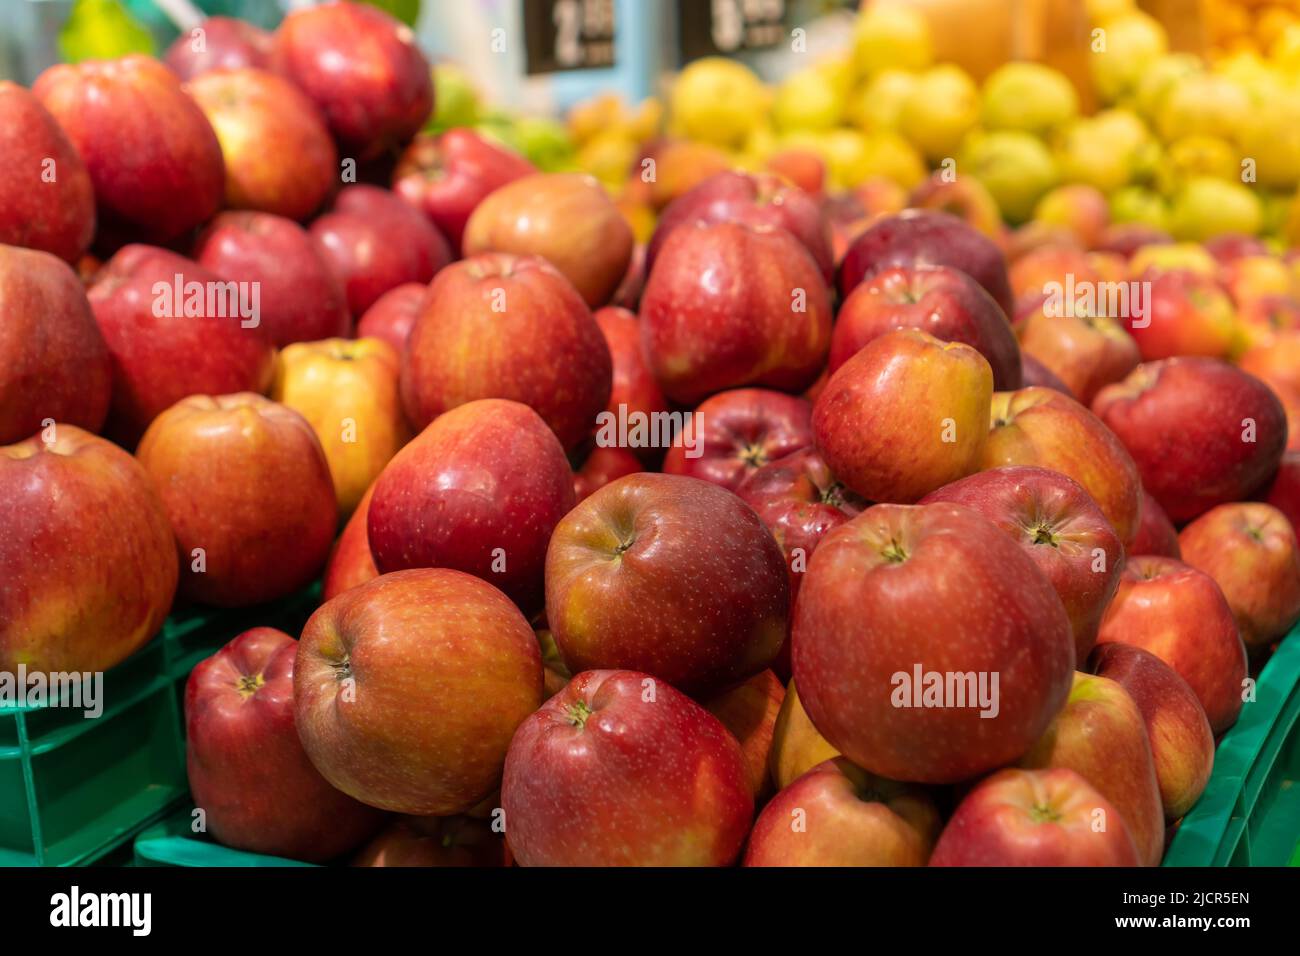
left=164, top=16, right=272, bottom=80
left=194, top=211, right=350, bottom=347
left=392, top=128, right=535, bottom=254
left=322, top=483, right=380, bottom=601
left=352, top=816, right=508, bottom=867
left=766, top=148, right=826, bottom=196
left=704, top=669, right=785, bottom=799
left=593, top=305, right=670, bottom=461
left=1263, top=450, right=1300, bottom=531
left=1205, top=233, right=1270, bottom=265
left=1092, top=358, right=1287, bottom=522
left=813, top=329, right=993, bottom=503
left=1008, top=246, right=1098, bottom=308
left=1130, top=489, right=1181, bottom=558
left=86, top=245, right=275, bottom=445
left=296, top=568, right=543, bottom=814
left=1014, top=297, right=1141, bottom=406
left=34, top=55, right=223, bottom=246
left=1238, top=332, right=1300, bottom=399
left=400, top=254, right=611, bottom=450
left=640, top=220, right=832, bottom=405
left=830, top=264, right=1021, bottom=389
left=0, top=245, right=111, bottom=444
left=545, top=473, right=789, bottom=695
left=573, top=445, right=642, bottom=501
left=662, top=388, right=812, bottom=491
left=0, top=82, right=94, bottom=262
left=0, top=425, right=177, bottom=673
left=1097, top=223, right=1173, bottom=259
left=793, top=502, right=1075, bottom=784
left=1020, top=352, right=1074, bottom=396
left=186, top=627, right=383, bottom=861
left=356, top=282, right=426, bottom=352
left=501, top=669, right=753, bottom=866
left=908, top=173, right=1004, bottom=242
left=1097, top=555, right=1248, bottom=734
left=271, top=1, right=432, bottom=161
left=929, top=768, right=1139, bottom=866
left=744, top=757, right=940, bottom=866
left=1127, top=269, right=1240, bottom=361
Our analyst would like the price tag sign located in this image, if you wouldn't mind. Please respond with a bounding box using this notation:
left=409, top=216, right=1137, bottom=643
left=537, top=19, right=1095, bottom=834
left=523, top=0, right=617, bottom=74
left=679, top=0, right=788, bottom=62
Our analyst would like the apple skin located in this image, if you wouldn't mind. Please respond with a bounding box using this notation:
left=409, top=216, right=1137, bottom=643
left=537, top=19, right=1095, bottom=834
left=296, top=568, right=543, bottom=814
left=646, top=169, right=834, bottom=286
left=813, top=329, right=993, bottom=503
left=1131, top=489, right=1182, bottom=558
left=545, top=473, right=789, bottom=696
left=1092, top=358, right=1288, bottom=523
left=663, top=388, right=813, bottom=491
left=1089, top=643, right=1215, bottom=820
left=0, top=83, right=95, bottom=262
left=830, top=264, right=1022, bottom=390
left=982, top=386, right=1142, bottom=544
left=185, top=68, right=337, bottom=222
left=769, top=679, right=841, bottom=790
left=0, top=245, right=111, bottom=444
left=0, top=426, right=178, bottom=673
left=839, top=210, right=1015, bottom=316
left=908, top=173, right=1004, bottom=242
left=1008, top=247, right=1097, bottom=309
left=704, top=669, right=785, bottom=799
left=501, top=669, right=753, bottom=866
left=921, top=465, right=1124, bottom=664
left=185, top=627, right=384, bottom=861
left=1097, top=555, right=1248, bottom=735
left=194, top=211, right=350, bottom=347
left=1019, top=352, right=1074, bottom=396
left=573, top=445, right=642, bottom=502
left=640, top=220, right=832, bottom=406
left=1128, top=269, right=1240, bottom=361
left=352, top=816, right=509, bottom=867
left=271, top=1, right=432, bottom=162
left=767, top=148, right=826, bottom=196
left=1263, top=450, right=1300, bottom=532
left=322, top=483, right=380, bottom=601
left=1178, top=503, right=1300, bottom=650
left=1014, top=297, right=1141, bottom=406
left=33, top=55, right=224, bottom=247
left=1018, top=671, right=1165, bottom=867
left=356, top=282, right=425, bottom=352
left=400, top=254, right=611, bottom=451
left=368, top=399, right=575, bottom=613
left=392, top=128, right=536, bottom=254
left=164, top=16, right=272, bottom=81
left=310, top=185, right=452, bottom=319
left=929, top=768, right=1139, bottom=867
left=793, top=502, right=1075, bottom=784
left=744, top=757, right=941, bottom=867
left=593, top=305, right=670, bottom=461
left=86, top=245, right=275, bottom=446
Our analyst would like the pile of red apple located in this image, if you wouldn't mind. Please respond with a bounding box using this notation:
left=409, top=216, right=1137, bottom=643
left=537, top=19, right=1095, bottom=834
left=3, top=2, right=1298, bottom=868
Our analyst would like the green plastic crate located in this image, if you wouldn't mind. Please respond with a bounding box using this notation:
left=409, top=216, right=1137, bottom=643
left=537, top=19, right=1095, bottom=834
left=1163, top=632, right=1300, bottom=867
left=133, top=808, right=319, bottom=867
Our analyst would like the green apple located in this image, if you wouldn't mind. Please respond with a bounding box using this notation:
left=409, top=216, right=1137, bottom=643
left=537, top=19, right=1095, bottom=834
left=1133, top=53, right=1203, bottom=123
left=899, top=64, right=981, bottom=163
left=1090, top=13, right=1168, bottom=104
left=429, top=63, right=480, bottom=131
left=961, top=130, right=1058, bottom=224
left=1169, top=177, right=1264, bottom=242
left=1157, top=73, right=1250, bottom=143
left=846, top=69, right=918, bottom=133
left=982, top=62, right=1079, bottom=136
left=1109, top=186, right=1170, bottom=230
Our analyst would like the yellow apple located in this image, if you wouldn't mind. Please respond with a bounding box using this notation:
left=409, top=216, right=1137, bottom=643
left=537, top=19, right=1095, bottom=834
left=845, top=68, right=918, bottom=132
left=1157, top=73, right=1250, bottom=143
left=772, top=65, right=845, bottom=132
left=981, top=62, right=1079, bottom=135
left=852, top=2, right=933, bottom=78
left=1168, top=177, right=1264, bottom=241
left=898, top=64, right=981, bottom=163
left=669, top=57, right=767, bottom=149
left=1091, top=13, right=1169, bottom=104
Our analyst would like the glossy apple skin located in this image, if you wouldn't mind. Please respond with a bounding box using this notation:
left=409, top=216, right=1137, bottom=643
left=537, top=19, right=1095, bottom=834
left=0, top=426, right=177, bottom=673
left=929, top=768, right=1139, bottom=867
left=194, top=211, right=350, bottom=347
left=501, top=669, right=753, bottom=866
left=185, top=68, right=337, bottom=222
left=185, top=627, right=384, bottom=861
left=1092, top=358, right=1287, bottom=523
left=647, top=170, right=834, bottom=286
left=310, top=185, right=452, bottom=319
left=296, top=568, right=543, bottom=814
left=0, top=83, right=94, bottom=262
left=640, top=220, right=832, bottom=406
left=271, top=1, right=432, bottom=161
left=401, top=254, right=611, bottom=450
left=814, top=329, right=993, bottom=503
left=793, top=502, right=1075, bottom=784
left=1097, top=556, right=1248, bottom=735
left=831, top=264, right=1021, bottom=390
left=393, top=129, right=535, bottom=254
left=593, top=305, right=669, bottom=460
left=1019, top=352, right=1074, bottom=396
left=573, top=445, right=642, bottom=502
left=1179, top=503, right=1300, bottom=650
left=1239, top=333, right=1300, bottom=400
left=34, top=55, right=223, bottom=247
left=0, top=245, right=111, bottom=444
left=704, top=669, right=785, bottom=799
left=1008, top=247, right=1097, bottom=309
left=356, top=282, right=425, bottom=353
left=1131, top=489, right=1181, bottom=558
left=663, top=388, right=813, bottom=491
left=1014, top=299, right=1140, bottom=406
left=922, top=466, right=1124, bottom=664
left=745, top=757, right=940, bottom=867
left=164, top=16, right=272, bottom=80
left=352, top=816, right=509, bottom=867
left=767, top=148, right=826, bottom=196
left=463, top=173, right=633, bottom=309
left=769, top=679, right=840, bottom=790
left=86, top=245, right=275, bottom=446
left=368, top=399, right=574, bottom=612
left=1263, top=450, right=1300, bottom=531
left=982, top=386, right=1142, bottom=544
left=1089, top=643, right=1215, bottom=820
left=839, top=210, right=1014, bottom=316
left=1128, top=270, right=1240, bottom=361
left=322, top=483, right=379, bottom=601
left=545, top=473, right=789, bottom=696
left=1018, top=671, right=1165, bottom=866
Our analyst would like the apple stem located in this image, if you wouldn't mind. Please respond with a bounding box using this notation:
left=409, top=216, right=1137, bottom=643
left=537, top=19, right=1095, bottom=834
left=566, top=700, right=592, bottom=728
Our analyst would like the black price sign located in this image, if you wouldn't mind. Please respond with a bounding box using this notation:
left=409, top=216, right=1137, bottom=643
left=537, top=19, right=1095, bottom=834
left=679, top=0, right=788, bottom=62
left=523, top=0, right=617, bottom=75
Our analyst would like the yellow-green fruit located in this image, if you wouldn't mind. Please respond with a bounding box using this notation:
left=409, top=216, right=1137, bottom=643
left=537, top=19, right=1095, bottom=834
left=1155, top=135, right=1240, bottom=195
left=981, top=62, right=1079, bottom=135
left=430, top=63, right=480, bottom=130
left=1090, top=13, right=1169, bottom=104
left=772, top=66, right=845, bottom=132
left=1156, top=74, right=1250, bottom=143
left=670, top=57, right=767, bottom=149
left=846, top=69, right=918, bottom=132
left=852, top=3, right=933, bottom=77
left=1109, top=186, right=1170, bottom=230
left=1054, top=119, right=1134, bottom=193
left=1260, top=191, right=1295, bottom=237
left=1168, top=178, right=1263, bottom=241
left=899, top=64, right=981, bottom=164
left=815, top=129, right=926, bottom=191
left=1237, top=95, right=1300, bottom=190
left=1133, top=53, right=1203, bottom=122
left=961, top=130, right=1059, bottom=224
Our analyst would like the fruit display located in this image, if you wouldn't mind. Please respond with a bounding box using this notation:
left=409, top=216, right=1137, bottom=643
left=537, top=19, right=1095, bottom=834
left=4, top=0, right=1300, bottom=882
